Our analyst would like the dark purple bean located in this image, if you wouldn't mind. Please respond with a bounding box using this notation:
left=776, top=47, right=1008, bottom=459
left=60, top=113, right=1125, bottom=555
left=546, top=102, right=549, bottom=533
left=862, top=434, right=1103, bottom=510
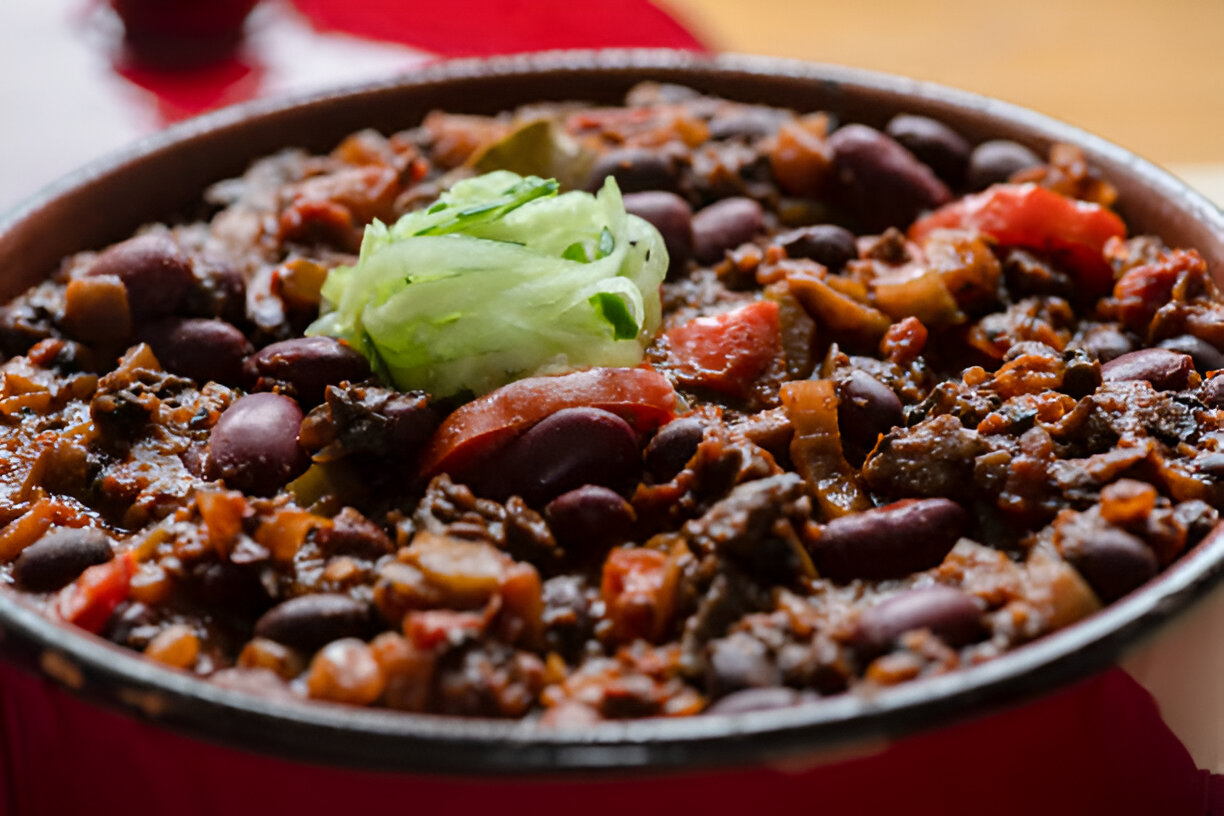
left=707, top=106, right=789, bottom=140
left=884, top=114, right=971, bottom=187
left=622, top=191, right=694, bottom=273
left=246, top=336, right=371, bottom=407
left=966, top=139, right=1043, bottom=191
left=12, top=528, right=114, bottom=591
left=205, top=393, right=308, bottom=496
left=1157, top=335, right=1224, bottom=373
left=809, top=498, right=967, bottom=582
left=644, top=417, right=705, bottom=481
left=1074, top=325, right=1134, bottom=363
left=140, top=317, right=252, bottom=385
left=545, top=485, right=636, bottom=551
left=705, top=632, right=780, bottom=697
left=187, top=259, right=246, bottom=324
left=586, top=147, right=680, bottom=194
left=1064, top=528, right=1157, bottom=602
left=837, top=370, right=904, bottom=462
left=477, top=407, right=640, bottom=506
left=1175, top=500, right=1218, bottom=544
left=706, top=686, right=812, bottom=715
left=853, top=585, right=983, bottom=656
left=692, top=197, right=765, bottom=264
left=190, top=560, right=271, bottom=615
left=827, top=124, right=952, bottom=231
left=1101, top=348, right=1195, bottom=391
left=1202, top=376, right=1224, bottom=409
left=775, top=224, right=859, bottom=271
left=253, top=593, right=372, bottom=652
left=87, top=233, right=194, bottom=319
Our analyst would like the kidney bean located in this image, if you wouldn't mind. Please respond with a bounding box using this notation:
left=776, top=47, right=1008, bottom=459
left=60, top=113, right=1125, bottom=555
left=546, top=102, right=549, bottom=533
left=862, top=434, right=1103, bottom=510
left=827, top=124, right=952, bottom=230
left=545, top=485, right=636, bottom=552
left=1101, top=348, right=1195, bottom=391
left=1202, top=376, right=1224, bottom=409
left=966, top=139, right=1042, bottom=191
left=477, top=407, right=640, bottom=506
left=140, top=317, right=251, bottom=385
left=13, top=528, right=114, bottom=591
left=87, top=233, right=195, bottom=319
left=775, top=224, right=859, bottom=271
left=706, top=686, right=812, bottom=715
left=837, top=370, right=904, bottom=463
left=622, top=191, right=694, bottom=273
left=587, top=147, right=679, bottom=194
left=1064, top=528, right=1158, bottom=602
left=884, top=114, right=971, bottom=187
left=186, top=259, right=246, bottom=324
left=853, top=585, right=983, bottom=656
left=644, top=416, right=705, bottom=481
left=692, top=197, right=765, bottom=264
left=1074, top=325, right=1134, bottom=364
left=1157, top=335, right=1224, bottom=373
left=707, top=106, right=790, bottom=140
left=205, top=393, right=308, bottom=496
left=705, top=632, right=780, bottom=697
left=254, top=593, right=373, bottom=652
left=1061, top=348, right=1103, bottom=398
left=809, top=498, right=967, bottom=582
left=245, top=336, right=371, bottom=407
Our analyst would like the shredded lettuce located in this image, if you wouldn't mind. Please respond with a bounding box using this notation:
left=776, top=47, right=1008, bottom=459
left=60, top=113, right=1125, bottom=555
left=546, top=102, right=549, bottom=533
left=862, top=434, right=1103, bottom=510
left=307, top=171, right=668, bottom=398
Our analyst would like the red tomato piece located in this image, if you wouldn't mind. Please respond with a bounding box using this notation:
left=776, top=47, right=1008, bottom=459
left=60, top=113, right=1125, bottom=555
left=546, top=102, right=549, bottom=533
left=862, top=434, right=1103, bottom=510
left=664, top=299, right=781, bottom=399
left=54, top=551, right=135, bottom=635
left=600, top=547, right=677, bottom=644
left=909, top=183, right=1126, bottom=293
left=420, top=367, right=676, bottom=478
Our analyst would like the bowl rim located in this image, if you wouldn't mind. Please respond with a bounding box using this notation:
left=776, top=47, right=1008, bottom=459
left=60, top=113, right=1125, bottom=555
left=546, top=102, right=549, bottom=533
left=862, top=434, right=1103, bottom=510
left=3, top=47, right=1224, bottom=775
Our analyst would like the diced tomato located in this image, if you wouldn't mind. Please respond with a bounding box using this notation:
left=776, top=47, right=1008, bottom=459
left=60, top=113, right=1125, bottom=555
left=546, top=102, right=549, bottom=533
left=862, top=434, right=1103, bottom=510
left=600, top=547, right=678, bottom=644
left=664, top=299, right=781, bottom=399
left=420, top=367, right=676, bottom=477
left=54, top=551, right=135, bottom=635
left=909, top=183, right=1126, bottom=293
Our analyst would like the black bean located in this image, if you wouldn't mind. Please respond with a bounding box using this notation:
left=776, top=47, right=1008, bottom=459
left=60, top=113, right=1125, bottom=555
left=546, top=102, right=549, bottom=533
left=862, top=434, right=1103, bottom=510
left=1101, top=348, right=1195, bottom=391
left=1202, top=376, right=1224, bottom=409
left=87, top=233, right=194, bottom=319
left=1157, top=335, right=1224, bottom=373
left=140, top=317, right=251, bottom=385
left=1064, top=528, right=1158, bottom=602
left=12, top=528, right=114, bottom=591
left=622, top=191, right=694, bottom=274
left=205, top=393, right=308, bottom=496
left=246, top=336, right=371, bottom=407
left=827, top=124, right=952, bottom=230
left=853, top=585, right=983, bottom=656
left=884, top=114, right=971, bottom=187
left=692, top=197, right=764, bottom=264
left=586, top=147, right=680, bottom=194
left=775, top=224, right=859, bottom=271
left=644, top=417, right=705, bottom=481
left=253, top=593, right=372, bottom=652
left=705, top=632, right=780, bottom=697
left=706, top=686, right=812, bottom=715
left=837, top=370, right=904, bottom=463
left=809, top=498, right=967, bottom=582
left=545, top=485, right=636, bottom=551
left=477, top=407, right=640, bottom=506
left=966, top=139, right=1043, bottom=191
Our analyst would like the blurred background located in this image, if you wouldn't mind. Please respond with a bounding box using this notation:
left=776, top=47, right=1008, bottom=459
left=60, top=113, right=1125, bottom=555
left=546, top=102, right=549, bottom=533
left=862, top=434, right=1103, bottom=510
left=2, top=0, right=1222, bottom=212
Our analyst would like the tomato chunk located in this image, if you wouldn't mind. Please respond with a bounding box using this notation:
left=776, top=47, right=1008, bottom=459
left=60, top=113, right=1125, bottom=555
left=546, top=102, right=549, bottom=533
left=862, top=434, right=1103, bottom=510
left=664, top=299, right=781, bottom=399
left=55, top=551, right=135, bottom=635
left=909, top=183, right=1126, bottom=293
left=420, top=367, right=676, bottom=477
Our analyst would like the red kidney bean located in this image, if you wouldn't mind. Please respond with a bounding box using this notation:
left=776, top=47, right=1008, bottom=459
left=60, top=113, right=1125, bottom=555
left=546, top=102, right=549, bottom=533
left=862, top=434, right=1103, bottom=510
left=622, top=191, right=694, bottom=274
left=1101, top=348, right=1195, bottom=391
left=1074, top=325, right=1134, bottom=364
left=853, top=585, right=983, bottom=656
left=1064, top=528, right=1158, bottom=602
left=837, top=370, right=904, bottom=463
left=809, top=498, right=967, bottom=582
left=476, top=407, right=640, bottom=506
left=966, top=139, right=1043, bottom=191
left=706, top=686, right=813, bottom=715
left=775, top=224, right=859, bottom=271
left=644, top=416, right=705, bottom=482
left=186, top=258, right=247, bottom=325
left=245, top=336, right=371, bottom=407
left=1157, top=335, right=1224, bottom=373
left=87, top=233, right=195, bottom=319
left=827, top=124, right=952, bottom=230
left=205, top=393, right=308, bottom=496
left=254, top=593, right=372, bottom=652
left=13, top=528, right=114, bottom=591
left=140, top=317, right=252, bottom=385
left=587, top=147, right=680, bottom=194
left=692, top=197, right=765, bottom=264
left=885, top=114, right=971, bottom=187
left=545, top=485, right=636, bottom=551
left=1202, top=376, right=1224, bottom=409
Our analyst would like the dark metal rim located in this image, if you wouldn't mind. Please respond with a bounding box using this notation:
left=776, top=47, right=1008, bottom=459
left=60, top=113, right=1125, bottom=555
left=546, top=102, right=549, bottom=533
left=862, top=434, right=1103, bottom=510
left=2, top=48, right=1223, bottom=776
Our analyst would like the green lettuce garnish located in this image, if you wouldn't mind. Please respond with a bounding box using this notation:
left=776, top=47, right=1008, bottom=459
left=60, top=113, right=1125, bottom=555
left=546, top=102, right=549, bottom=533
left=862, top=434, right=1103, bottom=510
left=306, top=171, right=668, bottom=398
